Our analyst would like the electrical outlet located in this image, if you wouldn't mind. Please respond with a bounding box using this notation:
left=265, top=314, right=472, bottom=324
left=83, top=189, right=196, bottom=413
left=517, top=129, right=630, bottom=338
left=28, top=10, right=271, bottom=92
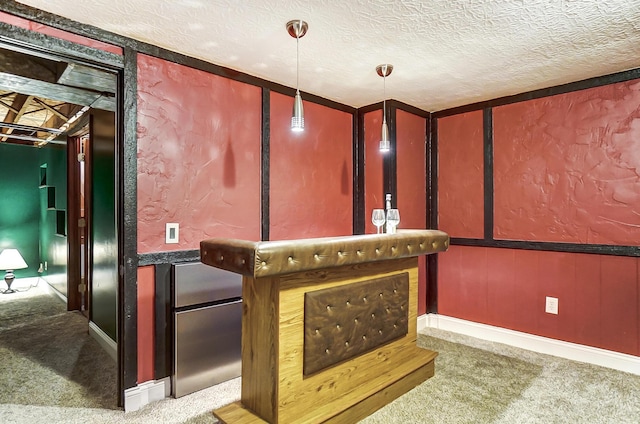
left=545, top=296, right=558, bottom=314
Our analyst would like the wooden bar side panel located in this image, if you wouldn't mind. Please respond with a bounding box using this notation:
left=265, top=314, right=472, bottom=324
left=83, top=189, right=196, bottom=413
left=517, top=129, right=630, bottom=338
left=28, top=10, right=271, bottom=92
left=241, top=276, right=280, bottom=422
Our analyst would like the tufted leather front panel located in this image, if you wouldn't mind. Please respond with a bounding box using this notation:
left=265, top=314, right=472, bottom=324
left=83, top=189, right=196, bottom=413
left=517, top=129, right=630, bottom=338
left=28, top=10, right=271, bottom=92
left=201, top=229, right=449, bottom=278
left=303, top=273, right=409, bottom=375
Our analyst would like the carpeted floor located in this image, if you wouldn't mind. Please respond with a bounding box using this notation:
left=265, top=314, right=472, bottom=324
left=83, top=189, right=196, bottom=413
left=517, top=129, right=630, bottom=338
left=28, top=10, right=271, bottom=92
left=363, top=328, right=640, bottom=423
left=0, top=281, right=118, bottom=413
left=1, top=281, right=638, bottom=423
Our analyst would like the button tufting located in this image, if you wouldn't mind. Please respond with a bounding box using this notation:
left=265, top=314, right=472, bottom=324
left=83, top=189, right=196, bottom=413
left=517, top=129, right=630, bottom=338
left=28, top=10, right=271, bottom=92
left=378, top=329, right=383, bottom=334
left=219, top=255, right=224, bottom=261
left=346, top=300, right=351, bottom=306
left=325, top=348, right=330, bottom=354
left=261, top=261, right=266, bottom=266
left=362, top=335, right=366, bottom=340
left=314, top=253, right=320, bottom=260
left=371, top=313, right=375, bottom=318
left=326, top=305, right=331, bottom=311
left=345, top=341, right=349, bottom=347
left=336, top=324, right=341, bottom=330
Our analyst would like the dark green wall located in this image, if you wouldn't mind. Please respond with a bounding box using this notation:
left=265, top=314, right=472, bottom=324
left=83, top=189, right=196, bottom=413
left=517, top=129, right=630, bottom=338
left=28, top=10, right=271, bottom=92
left=38, top=144, right=68, bottom=295
left=0, top=143, right=40, bottom=279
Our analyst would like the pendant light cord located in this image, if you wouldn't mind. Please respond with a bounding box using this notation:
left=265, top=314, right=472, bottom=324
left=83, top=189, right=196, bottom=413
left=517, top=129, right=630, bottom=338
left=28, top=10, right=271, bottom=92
left=383, top=69, right=387, bottom=123
left=296, top=23, right=300, bottom=93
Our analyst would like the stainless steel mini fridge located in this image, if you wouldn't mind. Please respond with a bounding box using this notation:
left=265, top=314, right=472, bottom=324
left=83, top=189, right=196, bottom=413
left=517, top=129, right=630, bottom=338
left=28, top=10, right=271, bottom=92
left=172, top=262, right=242, bottom=398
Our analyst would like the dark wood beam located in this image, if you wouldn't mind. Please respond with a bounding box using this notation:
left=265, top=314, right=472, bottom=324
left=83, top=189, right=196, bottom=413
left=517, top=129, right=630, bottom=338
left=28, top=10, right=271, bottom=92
left=0, top=72, right=115, bottom=111
left=0, top=47, right=58, bottom=83
left=57, top=62, right=117, bottom=94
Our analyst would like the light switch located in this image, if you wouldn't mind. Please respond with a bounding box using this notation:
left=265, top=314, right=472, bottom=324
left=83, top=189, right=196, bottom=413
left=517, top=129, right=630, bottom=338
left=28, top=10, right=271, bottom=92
left=166, top=223, right=179, bottom=244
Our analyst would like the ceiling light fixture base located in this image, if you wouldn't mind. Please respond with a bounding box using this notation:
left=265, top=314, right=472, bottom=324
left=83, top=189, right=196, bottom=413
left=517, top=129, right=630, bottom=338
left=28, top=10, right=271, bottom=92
left=376, top=64, right=393, bottom=78
left=286, top=20, right=309, bottom=39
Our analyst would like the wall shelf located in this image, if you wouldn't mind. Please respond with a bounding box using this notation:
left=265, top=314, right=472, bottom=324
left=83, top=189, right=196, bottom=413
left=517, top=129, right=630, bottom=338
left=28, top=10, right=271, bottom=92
left=39, top=164, right=48, bottom=187
left=55, top=209, right=66, bottom=237
left=39, top=185, right=56, bottom=210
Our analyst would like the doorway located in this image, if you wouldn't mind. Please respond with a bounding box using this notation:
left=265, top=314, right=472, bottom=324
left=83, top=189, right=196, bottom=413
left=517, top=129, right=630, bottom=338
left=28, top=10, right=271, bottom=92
left=0, top=33, right=121, bottom=404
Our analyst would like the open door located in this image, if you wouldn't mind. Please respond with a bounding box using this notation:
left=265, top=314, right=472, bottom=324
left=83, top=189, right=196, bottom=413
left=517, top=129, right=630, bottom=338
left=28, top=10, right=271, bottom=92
left=67, top=132, right=90, bottom=314
left=88, top=108, right=118, bottom=344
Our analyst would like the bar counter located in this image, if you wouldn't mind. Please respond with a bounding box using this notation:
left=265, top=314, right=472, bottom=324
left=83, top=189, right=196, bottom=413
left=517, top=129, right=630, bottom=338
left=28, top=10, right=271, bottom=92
left=200, top=229, right=449, bottom=423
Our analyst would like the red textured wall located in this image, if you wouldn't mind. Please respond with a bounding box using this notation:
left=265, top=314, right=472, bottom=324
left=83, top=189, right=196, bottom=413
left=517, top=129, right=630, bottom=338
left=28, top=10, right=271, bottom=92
left=437, top=111, right=484, bottom=238
left=137, top=266, right=155, bottom=383
left=494, top=79, right=640, bottom=245
left=396, top=110, right=428, bottom=314
left=439, top=246, right=639, bottom=356
left=269, top=92, right=353, bottom=240
left=137, top=54, right=262, bottom=252
left=0, top=11, right=122, bottom=55
left=364, top=110, right=385, bottom=234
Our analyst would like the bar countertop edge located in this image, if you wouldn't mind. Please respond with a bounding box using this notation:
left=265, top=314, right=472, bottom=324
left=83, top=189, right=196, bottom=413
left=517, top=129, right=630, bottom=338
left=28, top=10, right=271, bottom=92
left=200, top=229, right=449, bottom=278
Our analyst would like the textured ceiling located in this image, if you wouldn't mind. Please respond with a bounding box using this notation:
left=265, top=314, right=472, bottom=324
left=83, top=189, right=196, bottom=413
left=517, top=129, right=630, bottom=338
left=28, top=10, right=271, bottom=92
left=16, top=0, right=640, bottom=111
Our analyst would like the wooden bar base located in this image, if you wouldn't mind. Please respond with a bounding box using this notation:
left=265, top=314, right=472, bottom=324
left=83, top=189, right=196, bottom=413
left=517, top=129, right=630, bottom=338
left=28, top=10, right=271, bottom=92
left=201, top=231, right=449, bottom=424
left=214, top=354, right=436, bottom=424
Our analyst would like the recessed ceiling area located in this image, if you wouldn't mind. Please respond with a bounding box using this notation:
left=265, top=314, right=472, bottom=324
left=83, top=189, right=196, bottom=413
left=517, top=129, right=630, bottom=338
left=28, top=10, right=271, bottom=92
left=0, top=46, right=116, bottom=146
left=14, top=0, right=640, bottom=112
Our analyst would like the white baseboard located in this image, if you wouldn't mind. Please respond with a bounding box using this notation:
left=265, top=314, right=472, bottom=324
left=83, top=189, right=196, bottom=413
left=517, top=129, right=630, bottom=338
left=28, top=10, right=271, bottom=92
left=88, top=321, right=117, bottom=362
left=421, top=313, right=640, bottom=376
left=417, top=313, right=428, bottom=333
left=124, top=377, right=171, bottom=412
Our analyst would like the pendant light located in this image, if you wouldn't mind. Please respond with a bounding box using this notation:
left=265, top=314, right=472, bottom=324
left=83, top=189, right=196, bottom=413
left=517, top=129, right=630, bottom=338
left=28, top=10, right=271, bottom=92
left=286, top=19, right=308, bottom=132
left=376, top=64, right=393, bottom=152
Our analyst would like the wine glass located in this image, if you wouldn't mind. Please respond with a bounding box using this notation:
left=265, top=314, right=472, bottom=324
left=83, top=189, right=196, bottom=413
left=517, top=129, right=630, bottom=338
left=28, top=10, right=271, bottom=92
left=386, top=209, right=400, bottom=234
left=371, top=209, right=385, bottom=234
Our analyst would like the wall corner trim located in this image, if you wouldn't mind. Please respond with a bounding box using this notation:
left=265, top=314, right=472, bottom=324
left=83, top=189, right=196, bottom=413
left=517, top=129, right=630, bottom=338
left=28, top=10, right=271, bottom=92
left=89, top=320, right=117, bottom=362
left=417, top=313, right=428, bottom=333
left=124, top=377, right=171, bottom=412
left=424, top=314, right=640, bottom=376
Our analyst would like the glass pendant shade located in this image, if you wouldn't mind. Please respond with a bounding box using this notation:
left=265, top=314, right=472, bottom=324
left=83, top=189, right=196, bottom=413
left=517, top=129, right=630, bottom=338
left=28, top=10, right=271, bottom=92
left=287, top=20, right=308, bottom=132
left=379, top=119, right=390, bottom=152
left=291, top=90, right=304, bottom=131
left=376, top=63, right=393, bottom=153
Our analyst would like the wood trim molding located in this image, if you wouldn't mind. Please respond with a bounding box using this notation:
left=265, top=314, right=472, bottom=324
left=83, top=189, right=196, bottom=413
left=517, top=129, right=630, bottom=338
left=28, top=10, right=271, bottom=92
left=450, top=238, right=640, bottom=257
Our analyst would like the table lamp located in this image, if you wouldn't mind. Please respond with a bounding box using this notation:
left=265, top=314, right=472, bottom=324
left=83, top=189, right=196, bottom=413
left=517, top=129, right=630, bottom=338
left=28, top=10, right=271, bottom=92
left=0, top=248, right=28, bottom=294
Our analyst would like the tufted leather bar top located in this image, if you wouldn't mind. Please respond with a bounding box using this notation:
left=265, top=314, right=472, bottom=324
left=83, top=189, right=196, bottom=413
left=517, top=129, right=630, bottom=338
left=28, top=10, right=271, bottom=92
left=200, top=229, right=449, bottom=278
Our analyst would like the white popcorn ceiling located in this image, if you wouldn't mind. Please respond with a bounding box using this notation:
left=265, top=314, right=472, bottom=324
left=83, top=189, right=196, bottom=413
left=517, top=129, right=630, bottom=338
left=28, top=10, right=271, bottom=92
left=16, top=0, right=640, bottom=111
